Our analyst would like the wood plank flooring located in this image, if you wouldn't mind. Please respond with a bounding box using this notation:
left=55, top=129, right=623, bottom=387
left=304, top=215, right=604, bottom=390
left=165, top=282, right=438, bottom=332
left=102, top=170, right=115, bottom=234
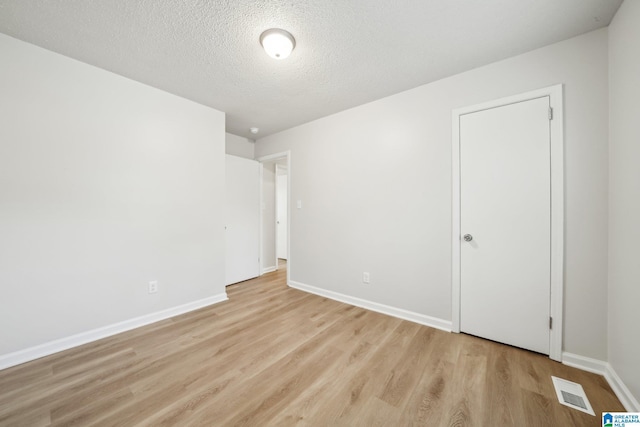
left=0, top=263, right=624, bottom=426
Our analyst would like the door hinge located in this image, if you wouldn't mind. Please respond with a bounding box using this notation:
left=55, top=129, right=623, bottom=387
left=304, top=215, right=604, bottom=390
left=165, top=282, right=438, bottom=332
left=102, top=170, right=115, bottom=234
left=548, top=107, right=553, bottom=120
left=549, top=316, right=553, bottom=329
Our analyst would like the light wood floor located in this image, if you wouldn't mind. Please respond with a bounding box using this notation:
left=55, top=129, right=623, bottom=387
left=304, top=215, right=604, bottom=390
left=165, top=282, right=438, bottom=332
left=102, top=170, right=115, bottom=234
left=0, top=263, right=624, bottom=426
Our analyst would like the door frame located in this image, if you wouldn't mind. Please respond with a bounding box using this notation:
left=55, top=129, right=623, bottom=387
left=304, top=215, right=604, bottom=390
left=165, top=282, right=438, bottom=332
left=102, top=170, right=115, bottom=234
left=451, top=85, right=564, bottom=361
left=257, top=151, right=291, bottom=286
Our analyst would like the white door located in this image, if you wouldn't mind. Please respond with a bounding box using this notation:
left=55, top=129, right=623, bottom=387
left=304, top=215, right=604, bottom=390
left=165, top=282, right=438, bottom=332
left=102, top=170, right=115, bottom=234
left=276, top=170, right=288, bottom=260
left=225, top=155, right=260, bottom=285
left=460, top=96, right=551, bottom=354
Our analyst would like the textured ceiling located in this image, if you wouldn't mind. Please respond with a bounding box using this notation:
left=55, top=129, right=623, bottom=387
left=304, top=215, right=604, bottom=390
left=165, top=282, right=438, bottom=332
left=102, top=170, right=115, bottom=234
left=0, top=0, right=623, bottom=138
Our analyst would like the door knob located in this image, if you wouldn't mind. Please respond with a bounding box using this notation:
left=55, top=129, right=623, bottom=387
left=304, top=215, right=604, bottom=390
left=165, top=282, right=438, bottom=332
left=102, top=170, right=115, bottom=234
left=463, top=234, right=473, bottom=242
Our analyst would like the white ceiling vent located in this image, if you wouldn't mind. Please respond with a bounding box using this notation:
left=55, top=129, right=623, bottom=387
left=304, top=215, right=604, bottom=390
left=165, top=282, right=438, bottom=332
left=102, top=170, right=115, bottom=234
left=551, top=376, right=595, bottom=416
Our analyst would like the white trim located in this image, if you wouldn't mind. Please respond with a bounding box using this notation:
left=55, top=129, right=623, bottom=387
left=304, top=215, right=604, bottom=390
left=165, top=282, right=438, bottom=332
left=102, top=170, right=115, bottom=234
left=274, top=162, right=280, bottom=268
left=258, top=160, right=265, bottom=275
left=256, top=151, right=290, bottom=163
left=562, top=352, right=640, bottom=412
left=0, top=293, right=228, bottom=371
left=451, top=84, right=564, bottom=362
left=275, top=163, right=285, bottom=262
left=286, top=152, right=290, bottom=286
left=548, top=84, right=565, bottom=363
left=452, top=104, right=461, bottom=333
left=257, top=159, right=263, bottom=277
left=605, top=364, right=640, bottom=412
left=262, top=266, right=277, bottom=274
left=289, top=280, right=452, bottom=332
left=562, top=352, right=607, bottom=375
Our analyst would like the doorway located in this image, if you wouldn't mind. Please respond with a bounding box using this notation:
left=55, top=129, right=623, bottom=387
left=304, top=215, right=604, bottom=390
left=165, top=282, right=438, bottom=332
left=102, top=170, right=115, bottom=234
left=451, top=85, right=564, bottom=361
left=276, top=164, right=288, bottom=261
left=257, top=151, right=291, bottom=284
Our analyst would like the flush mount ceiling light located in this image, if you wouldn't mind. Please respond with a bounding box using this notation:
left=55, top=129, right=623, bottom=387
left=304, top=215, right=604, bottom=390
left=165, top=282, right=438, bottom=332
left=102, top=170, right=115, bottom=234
left=260, top=28, right=296, bottom=60
left=249, top=127, right=259, bottom=134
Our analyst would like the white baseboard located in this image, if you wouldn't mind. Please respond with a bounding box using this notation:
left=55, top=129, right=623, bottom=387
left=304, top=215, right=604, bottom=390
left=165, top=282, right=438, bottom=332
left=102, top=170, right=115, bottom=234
left=604, top=363, right=640, bottom=412
left=562, top=352, right=639, bottom=412
left=0, top=292, right=228, bottom=371
left=261, top=266, right=277, bottom=275
left=562, top=352, right=608, bottom=375
left=288, top=280, right=451, bottom=332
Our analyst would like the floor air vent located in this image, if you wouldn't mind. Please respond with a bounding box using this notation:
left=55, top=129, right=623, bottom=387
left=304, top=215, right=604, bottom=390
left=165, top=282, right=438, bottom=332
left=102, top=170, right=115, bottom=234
left=551, top=376, right=595, bottom=416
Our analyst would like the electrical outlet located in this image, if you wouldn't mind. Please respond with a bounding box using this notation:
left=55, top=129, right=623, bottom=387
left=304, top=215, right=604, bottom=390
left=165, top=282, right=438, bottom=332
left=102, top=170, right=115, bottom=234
left=148, top=280, right=158, bottom=294
left=362, top=272, right=370, bottom=284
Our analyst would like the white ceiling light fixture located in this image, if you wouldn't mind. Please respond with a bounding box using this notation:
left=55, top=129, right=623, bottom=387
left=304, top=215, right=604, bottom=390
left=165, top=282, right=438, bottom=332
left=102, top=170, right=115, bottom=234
left=260, top=28, right=296, bottom=60
left=249, top=127, right=259, bottom=134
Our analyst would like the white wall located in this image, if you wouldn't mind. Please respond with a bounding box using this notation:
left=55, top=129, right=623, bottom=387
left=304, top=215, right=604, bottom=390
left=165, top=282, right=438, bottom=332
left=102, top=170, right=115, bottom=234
left=608, top=0, right=640, bottom=406
left=256, top=29, right=609, bottom=360
left=225, top=133, right=255, bottom=159
left=0, top=34, right=226, bottom=357
left=261, top=162, right=277, bottom=272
